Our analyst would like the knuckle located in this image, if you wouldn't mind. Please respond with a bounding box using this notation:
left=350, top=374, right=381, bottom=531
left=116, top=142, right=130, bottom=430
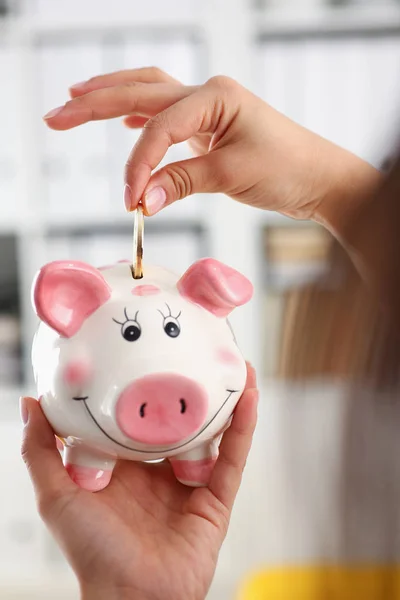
left=124, top=160, right=132, bottom=183
left=66, top=96, right=94, bottom=119
left=124, top=159, right=136, bottom=184
left=149, top=65, right=167, bottom=80
left=208, top=494, right=231, bottom=530
left=20, top=429, right=33, bottom=467
left=145, top=113, right=173, bottom=145
left=217, top=450, right=237, bottom=471
left=124, top=156, right=137, bottom=184
left=164, top=164, right=192, bottom=200
left=207, top=75, right=238, bottom=92
left=146, top=112, right=167, bottom=130
left=233, top=421, right=251, bottom=437
left=218, top=504, right=231, bottom=531
left=139, top=65, right=177, bottom=83
left=67, top=95, right=84, bottom=108
left=124, top=80, right=141, bottom=90
left=121, top=82, right=144, bottom=112
left=124, top=153, right=152, bottom=183
left=20, top=441, right=30, bottom=468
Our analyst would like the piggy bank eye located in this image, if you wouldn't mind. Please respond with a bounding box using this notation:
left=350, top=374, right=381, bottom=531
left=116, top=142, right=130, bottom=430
left=164, top=317, right=180, bottom=338
left=122, top=321, right=141, bottom=342
left=158, top=304, right=181, bottom=338
left=113, top=309, right=141, bottom=342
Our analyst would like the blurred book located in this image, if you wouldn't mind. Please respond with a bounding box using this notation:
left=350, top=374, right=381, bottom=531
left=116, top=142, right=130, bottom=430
left=0, top=314, right=20, bottom=386
left=265, top=225, right=330, bottom=289
left=262, top=225, right=330, bottom=377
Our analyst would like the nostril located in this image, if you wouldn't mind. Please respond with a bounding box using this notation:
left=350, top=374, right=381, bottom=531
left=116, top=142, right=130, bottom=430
left=116, top=374, right=208, bottom=445
left=140, top=399, right=188, bottom=417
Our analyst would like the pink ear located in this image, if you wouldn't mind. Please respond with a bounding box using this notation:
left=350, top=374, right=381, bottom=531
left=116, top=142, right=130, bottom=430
left=177, top=258, right=253, bottom=317
left=32, top=260, right=112, bottom=337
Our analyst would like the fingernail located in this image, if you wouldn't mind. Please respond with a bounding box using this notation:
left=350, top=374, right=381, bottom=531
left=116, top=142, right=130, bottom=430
left=124, top=184, right=133, bottom=212
left=19, top=397, right=29, bottom=425
left=43, top=105, right=64, bottom=120
left=69, top=80, right=87, bottom=91
left=144, top=186, right=166, bottom=216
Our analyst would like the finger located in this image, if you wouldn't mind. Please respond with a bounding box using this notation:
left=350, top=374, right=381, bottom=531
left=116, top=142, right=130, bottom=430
left=123, top=115, right=150, bottom=129
left=69, top=66, right=180, bottom=98
left=128, top=151, right=227, bottom=214
left=124, top=88, right=236, bottom=211
left=43, top=83, right=194, bottom=131
left=245, top=362, right=257, bottom=389
left=20, top=397, right=76, bottom=512
left=208, top=383, right=258, bottom=511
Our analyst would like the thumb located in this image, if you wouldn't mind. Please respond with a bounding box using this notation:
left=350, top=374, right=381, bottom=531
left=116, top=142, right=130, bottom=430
left=20, top=397, right=76, bottom=516
left=142, top=152, right=227, bottom=216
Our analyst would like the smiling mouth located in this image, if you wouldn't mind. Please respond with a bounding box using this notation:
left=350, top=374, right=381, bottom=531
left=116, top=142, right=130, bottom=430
left=72, top=390, right=238, bottom=454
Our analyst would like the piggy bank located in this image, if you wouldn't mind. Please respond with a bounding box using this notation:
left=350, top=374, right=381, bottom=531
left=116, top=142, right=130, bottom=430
left=31, top=258, right=253, bottom=491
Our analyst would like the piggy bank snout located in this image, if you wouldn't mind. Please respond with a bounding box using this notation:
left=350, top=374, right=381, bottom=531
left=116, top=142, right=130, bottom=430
left=116, top=374, right=208, bottom=445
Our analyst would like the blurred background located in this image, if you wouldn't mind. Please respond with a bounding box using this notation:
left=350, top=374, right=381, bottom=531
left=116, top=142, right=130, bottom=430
left=0, top=0, right=400, bottom=598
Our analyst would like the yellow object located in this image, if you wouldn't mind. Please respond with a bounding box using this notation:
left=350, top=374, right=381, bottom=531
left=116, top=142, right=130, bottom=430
left=236, top=565, right=400, bottom=600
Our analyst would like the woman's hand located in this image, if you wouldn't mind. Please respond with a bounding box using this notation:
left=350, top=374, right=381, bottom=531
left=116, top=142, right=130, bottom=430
left=43, top=67, right=381, bottom=233
left=20, top=364, right=258, bottom=600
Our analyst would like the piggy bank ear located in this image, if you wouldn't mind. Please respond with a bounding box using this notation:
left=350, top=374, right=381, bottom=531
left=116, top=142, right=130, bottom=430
left=177, top=258, right=253, bottom=317
left=32, top=260, right=112, bottom=337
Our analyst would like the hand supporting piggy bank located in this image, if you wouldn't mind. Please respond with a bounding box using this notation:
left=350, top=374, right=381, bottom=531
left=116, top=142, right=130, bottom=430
left=31, top=258, right=253, bottom=491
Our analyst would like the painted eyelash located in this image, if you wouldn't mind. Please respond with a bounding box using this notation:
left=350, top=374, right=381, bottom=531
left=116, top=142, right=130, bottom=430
left=157, top=303, right=181, bottom=321
left=112, top=308, right=139, bottom=326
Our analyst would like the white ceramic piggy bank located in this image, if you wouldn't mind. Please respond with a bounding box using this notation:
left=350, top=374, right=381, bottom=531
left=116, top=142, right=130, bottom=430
left=31, top=258, right=253, bottom=491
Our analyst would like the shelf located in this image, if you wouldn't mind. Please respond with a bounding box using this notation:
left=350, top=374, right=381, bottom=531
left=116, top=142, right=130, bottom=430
left=5, top=4, right=400, bottom=41
left=42, top=211, right=206, bottom=233
left=14, top=15, right=201, bottom=41
left=256, top=4, right=400, bottom=37
left=0, top=216, right=25, bottom=234
left=0, top=205, right=207, bottom=236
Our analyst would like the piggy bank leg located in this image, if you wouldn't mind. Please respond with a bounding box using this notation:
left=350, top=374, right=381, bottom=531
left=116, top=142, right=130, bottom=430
left=64, top=446, right=116, bottom=492
left=169, top=438, right=220, bottom=487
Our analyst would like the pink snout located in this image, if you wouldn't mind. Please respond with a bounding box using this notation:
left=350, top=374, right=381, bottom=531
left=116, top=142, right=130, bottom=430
left=116, top=374, right=208, bottom=445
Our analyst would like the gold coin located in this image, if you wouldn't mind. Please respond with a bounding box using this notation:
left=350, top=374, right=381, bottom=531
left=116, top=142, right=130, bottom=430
left=132, top=204, right=144, bottom=279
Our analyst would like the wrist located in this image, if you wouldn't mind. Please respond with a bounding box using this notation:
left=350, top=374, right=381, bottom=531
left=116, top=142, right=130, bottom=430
left=311, top=141, right=383, bottom=240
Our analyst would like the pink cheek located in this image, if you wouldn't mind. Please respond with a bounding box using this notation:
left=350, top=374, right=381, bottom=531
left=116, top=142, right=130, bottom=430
left=217, top=348, right=241, bottom=366
left=131, top=285, right=160, bottom=296
left=63, top=360, right=92, bottom=386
